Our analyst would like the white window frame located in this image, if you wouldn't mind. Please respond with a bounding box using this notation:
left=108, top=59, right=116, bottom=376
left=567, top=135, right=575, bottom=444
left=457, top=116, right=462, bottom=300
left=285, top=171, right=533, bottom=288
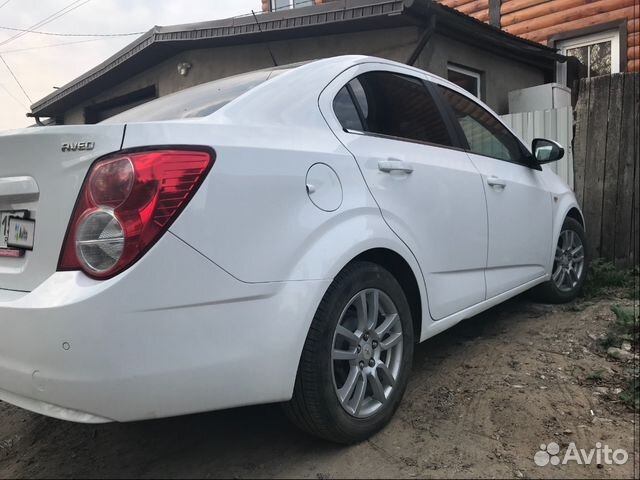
left=447, top=64, right=482, bottom=100
left=271, top=0, right=314, bottom=10
left=557, top=29, right=620, bottom=85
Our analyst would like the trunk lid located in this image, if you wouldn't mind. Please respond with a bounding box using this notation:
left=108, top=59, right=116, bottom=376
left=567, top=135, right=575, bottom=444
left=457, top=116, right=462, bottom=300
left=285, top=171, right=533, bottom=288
left=0, top=125, right=125, bottom=292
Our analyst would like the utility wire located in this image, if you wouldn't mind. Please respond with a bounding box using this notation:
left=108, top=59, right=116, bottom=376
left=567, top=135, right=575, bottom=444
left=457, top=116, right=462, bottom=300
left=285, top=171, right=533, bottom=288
left=0, top=0, right=93, bottom=48
left=0, top=38, right=102, bottom=54
left=0, top=81, right=26, bottom=109
left=0, top=1, right=11, bottom=12
left=0, top=25, right=144, bottom=37
left=0, top=54, right=32, bottom=103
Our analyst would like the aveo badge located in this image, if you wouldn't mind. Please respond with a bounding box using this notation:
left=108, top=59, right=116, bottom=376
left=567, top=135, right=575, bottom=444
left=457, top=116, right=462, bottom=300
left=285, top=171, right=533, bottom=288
left=61, top=141, right=95, bottom=152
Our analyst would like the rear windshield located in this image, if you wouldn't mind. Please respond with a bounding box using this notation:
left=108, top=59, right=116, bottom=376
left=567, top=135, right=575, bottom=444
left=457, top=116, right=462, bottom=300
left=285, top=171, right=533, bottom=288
left=103, top=63, right=302, bottom=123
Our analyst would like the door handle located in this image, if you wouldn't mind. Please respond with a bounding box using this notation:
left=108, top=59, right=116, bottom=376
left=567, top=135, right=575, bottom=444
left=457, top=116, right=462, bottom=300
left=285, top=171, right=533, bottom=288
left=378, top=159, right=414, bottom=174
left=487, top=176, right=507, bottom=188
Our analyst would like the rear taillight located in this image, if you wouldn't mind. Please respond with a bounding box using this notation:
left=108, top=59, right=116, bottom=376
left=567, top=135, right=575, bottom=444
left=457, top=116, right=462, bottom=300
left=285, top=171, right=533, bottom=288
left=58, top=148, right=214, bottom=279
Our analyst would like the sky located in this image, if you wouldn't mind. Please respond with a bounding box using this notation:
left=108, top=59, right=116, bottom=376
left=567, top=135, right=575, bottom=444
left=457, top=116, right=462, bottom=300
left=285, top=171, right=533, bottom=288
left=0, top=0, right=261, bottom=131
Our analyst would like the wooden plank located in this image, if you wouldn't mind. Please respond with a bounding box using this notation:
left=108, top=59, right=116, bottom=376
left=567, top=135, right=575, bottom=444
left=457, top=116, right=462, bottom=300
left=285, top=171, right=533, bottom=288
left=582, top=76, right=610, bottom=259
left=614, top=74, right=639, bottom=267
left=573, top=82, right=588, bottom=205
left=600, top=74, right=624, bottom=261
left=500, top=0, right=548, bottom=15
left=502, top=0, right=590, bottom=28
left=634, top=104, right=639, bottom=267
left=634, top=103, right=639, bottom=267
left=573, top=78, right=590, bottom=208
left=505, top=0, right=635, bottom=36
left=524, top=7, right=637, bottom=43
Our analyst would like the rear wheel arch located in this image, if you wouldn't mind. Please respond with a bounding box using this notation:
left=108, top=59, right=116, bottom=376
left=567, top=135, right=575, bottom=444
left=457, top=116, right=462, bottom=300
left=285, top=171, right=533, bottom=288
left=344, top=248, right=423, bottom=342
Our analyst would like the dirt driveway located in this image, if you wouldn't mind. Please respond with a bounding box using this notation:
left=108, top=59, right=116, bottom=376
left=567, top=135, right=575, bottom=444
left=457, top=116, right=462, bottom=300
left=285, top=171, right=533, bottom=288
left=0, top=294, right=637, bottom=479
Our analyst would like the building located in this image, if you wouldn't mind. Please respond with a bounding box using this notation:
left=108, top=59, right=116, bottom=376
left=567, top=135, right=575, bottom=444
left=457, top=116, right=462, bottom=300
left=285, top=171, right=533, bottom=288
left=264, top=0, right=640, bottom=81
left=30, top=0, right=565, bottom=125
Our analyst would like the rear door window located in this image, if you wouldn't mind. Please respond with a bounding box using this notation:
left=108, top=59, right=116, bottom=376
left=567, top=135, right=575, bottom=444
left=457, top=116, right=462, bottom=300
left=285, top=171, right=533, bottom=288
left=333, top=86, right=364, bottom=131
left=337, top=71, right=454, bottom=148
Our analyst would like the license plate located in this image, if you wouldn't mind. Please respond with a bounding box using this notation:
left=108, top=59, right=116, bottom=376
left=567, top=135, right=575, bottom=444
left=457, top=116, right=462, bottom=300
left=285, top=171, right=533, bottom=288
left=1, top=211, right=34, bottom=250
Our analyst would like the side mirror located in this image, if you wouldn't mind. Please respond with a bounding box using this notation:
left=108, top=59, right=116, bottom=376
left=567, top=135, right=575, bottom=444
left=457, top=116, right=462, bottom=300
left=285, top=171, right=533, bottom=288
left=532, top=138, right=564, bottom=164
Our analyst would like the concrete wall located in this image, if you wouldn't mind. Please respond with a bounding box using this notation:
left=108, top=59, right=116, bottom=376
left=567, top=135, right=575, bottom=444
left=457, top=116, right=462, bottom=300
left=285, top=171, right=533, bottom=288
left=62, top=26, right=546, bottom=123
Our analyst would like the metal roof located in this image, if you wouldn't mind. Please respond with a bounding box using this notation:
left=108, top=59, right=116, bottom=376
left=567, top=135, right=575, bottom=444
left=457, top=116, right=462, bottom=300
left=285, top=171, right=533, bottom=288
left=31, top=0, right=564, bottom=118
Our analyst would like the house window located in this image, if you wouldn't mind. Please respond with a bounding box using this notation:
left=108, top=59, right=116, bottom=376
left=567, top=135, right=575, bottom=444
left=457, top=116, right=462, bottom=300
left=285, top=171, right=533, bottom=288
left=271, top=0, right=314, bottom=11
left=557, top=30, right=620, bottom=85
left=447, top=64, right=482, bottom=99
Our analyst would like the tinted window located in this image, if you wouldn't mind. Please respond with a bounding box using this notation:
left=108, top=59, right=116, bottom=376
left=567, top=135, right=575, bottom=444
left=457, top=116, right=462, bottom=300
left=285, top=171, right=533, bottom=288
left=345, top=72, right=453, bottom=147
left=439, top=87, right=525, bottom=162
left=103, top=64, right=301, bottom=123
left=333, top=86, right=363, bottom=131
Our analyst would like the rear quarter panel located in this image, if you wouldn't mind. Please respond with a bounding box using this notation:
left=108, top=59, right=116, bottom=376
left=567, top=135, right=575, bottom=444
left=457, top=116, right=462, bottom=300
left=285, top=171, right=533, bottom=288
left=122, top=122, right=419, bottom=286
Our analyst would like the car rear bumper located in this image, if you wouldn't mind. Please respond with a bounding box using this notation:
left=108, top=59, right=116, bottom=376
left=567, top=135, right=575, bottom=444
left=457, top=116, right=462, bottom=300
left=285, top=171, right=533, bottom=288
left=0, top=232, right=330, bottom=423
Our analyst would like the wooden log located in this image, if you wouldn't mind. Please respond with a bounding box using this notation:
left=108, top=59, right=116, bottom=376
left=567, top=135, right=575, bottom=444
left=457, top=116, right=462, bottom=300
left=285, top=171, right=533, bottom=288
left=629, top=32, right=640, bottom=48
left=502, top=0, right=592, bottom=28
left=457, top=0, right=489, bottom=14
left=582, top=75, right=611, bottom=259
left=573, top=78, right=590, bottom=208
left=629, top=59, right=640, bottom=72
left=438, top=0, right=480, bottom=9
left=505, top=0, right=635, bottom=36
left=500, top=0, right=548, bottom=15
left=523, top=7, right=637, bottom=43
left=471, top=10, right=490, bottom=22
left=628, top=45, right=640, bottom=61
left=629, top=18, right=639, bottom=33
left=600, top=74, right=624, bottom=261
left=614, top=74, right=639, bottom=267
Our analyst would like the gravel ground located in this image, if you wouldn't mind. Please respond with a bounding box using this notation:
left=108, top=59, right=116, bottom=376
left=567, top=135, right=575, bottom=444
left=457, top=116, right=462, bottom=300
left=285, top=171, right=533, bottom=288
left=0, top=294, right=637, bottom=479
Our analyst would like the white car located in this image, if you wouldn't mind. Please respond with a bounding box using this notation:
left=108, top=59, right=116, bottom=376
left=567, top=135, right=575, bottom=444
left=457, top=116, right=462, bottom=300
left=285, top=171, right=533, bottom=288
left=0, top=55, right=587, bottom=443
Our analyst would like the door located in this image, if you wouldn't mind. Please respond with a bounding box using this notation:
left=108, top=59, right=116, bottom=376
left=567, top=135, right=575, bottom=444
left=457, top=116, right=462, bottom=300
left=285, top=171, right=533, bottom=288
left=324, top=66, right=488, bottom=320
left=437, top=86, right=552, bottom=297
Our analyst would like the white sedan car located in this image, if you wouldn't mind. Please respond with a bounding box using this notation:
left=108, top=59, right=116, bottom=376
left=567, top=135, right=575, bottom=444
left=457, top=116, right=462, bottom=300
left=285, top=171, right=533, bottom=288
left=0, top=55, right=586, bottom=443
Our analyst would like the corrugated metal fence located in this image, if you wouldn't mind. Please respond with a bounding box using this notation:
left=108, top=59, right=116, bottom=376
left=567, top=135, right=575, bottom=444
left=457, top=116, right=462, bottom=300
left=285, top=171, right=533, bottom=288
left=501, top=106, right=574, bottom=189
left=573, top=73, right=639, bottom=268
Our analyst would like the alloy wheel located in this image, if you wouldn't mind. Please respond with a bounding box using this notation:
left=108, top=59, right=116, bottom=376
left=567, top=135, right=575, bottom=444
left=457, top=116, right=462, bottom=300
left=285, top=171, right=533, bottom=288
left=552, top=229, right=585, bottom=292
left=331, top=289, right=404, bottom=418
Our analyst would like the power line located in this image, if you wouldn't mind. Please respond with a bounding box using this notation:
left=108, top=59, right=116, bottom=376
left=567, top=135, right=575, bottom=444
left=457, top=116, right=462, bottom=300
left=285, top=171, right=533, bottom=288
left=0, top=1, right=11, bottom=12
left=0, top=0, right=93, bottom=48
left=0, top=54, right=32, bottom=103
left=0, top=38, right=102, bottom=54
left=0, top=81, right=26, bottom=109
left=0, top=25, right=145, bottom=38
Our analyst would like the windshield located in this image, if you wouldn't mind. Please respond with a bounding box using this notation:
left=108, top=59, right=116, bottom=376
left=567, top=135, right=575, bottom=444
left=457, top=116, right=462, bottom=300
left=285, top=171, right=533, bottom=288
left=103, top=63, right=303, bottom=123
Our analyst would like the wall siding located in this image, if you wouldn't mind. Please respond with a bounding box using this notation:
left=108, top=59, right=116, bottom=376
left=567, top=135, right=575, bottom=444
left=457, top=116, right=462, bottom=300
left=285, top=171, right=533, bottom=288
left=260, top=1, right=639, bottom=73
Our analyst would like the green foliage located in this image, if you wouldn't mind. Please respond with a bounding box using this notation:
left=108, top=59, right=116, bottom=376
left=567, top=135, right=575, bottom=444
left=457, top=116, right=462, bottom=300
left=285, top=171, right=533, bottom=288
left=581, top=260, right=636, bottom=299
left=585, top=369, right=605, bottom=382
left=600, top=305, right=638, bottom=349
left=619, top=373, right=639, bottom=411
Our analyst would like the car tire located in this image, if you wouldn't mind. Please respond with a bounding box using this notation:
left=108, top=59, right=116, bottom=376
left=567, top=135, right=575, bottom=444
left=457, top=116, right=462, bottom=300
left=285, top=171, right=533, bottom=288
left=284, top=261, right=414, bottom=444
left=533, top=217, right=588, bottom=303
